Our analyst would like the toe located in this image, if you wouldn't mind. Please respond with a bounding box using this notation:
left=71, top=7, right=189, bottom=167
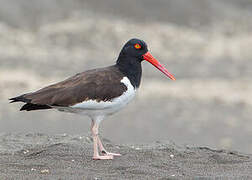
left=102, top=152, right=122, bottom=156
left=93, top=155, right=114, bottom=160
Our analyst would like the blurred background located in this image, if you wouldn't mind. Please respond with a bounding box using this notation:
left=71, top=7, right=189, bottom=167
left=0, top=0, right=252, bottom=153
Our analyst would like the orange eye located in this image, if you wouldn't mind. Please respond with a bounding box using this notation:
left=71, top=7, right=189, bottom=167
left=134, top=43, right=141, bottom=49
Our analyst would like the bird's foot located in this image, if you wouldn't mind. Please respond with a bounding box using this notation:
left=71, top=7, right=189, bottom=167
left=93, top=154, right=114, bottom=160
left=101, top=150, right=122, bottom=156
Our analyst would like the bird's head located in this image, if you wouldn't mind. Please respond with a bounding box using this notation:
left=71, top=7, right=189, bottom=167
left=119, top=38, right=148, bottom=59
left=118, top=38, right=176, bottom=80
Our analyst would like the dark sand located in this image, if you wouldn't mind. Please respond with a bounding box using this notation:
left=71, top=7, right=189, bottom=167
left=0, top=133, right=251, bottom=179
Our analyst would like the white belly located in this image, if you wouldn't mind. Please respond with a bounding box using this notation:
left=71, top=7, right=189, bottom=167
left=54, top=77, right=136, bottom=117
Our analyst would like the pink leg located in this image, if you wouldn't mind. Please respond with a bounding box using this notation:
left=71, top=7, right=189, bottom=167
left=91, top=119, right=113, bottom=160
left=97, top=137, right=121, bottom=156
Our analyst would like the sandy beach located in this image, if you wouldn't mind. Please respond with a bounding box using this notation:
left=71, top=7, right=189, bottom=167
left=0, top=133, right=251, bottom=179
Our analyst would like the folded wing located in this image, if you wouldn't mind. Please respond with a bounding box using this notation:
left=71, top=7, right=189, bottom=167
left=10, top=66, right=127, bottom=111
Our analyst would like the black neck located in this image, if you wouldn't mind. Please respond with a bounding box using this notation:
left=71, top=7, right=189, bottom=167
left=116, top=55, right=142, bottom=88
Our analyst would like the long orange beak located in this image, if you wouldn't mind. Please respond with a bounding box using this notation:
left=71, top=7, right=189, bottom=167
left=142, top=52, right=176, bottom=80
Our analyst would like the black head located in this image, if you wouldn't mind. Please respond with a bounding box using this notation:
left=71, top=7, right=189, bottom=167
left=117, top=38, right=148, bottom=61
left=116, top=38, right=175, bottom=88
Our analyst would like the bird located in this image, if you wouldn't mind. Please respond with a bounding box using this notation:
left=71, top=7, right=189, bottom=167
left=9, top=38, right=175, bottom=160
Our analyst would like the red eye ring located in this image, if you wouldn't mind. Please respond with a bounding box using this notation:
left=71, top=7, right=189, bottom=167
left=134, top=43, right=141, bottom=49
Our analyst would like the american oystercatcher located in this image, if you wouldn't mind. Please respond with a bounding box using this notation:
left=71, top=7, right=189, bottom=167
left=10, top=38, right=175, bottom=160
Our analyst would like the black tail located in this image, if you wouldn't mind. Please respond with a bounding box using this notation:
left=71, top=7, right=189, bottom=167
left=9, top=95, right=51, bottom=111
left=20, top=103, right=52, bottom=111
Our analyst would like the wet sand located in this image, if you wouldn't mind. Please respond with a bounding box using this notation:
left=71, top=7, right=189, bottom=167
left=0, top=133, right=251, bottom=179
